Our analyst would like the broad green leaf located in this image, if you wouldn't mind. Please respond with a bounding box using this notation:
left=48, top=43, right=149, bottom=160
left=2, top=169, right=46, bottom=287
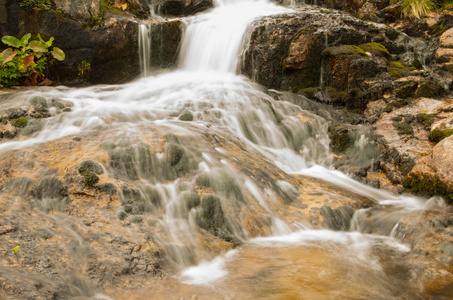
left=2, top=36, right=21, bottom=48
left=37, top=33, right=45, bottom=44
left=45, top=37, right=54, bottom=48
left=1, top=49, right=17, bottom=65
left=29, top=40, right=47, bottom=53
left=20, top=33, right=31, bottom=46
left=51, top=47, right=65, bottom=61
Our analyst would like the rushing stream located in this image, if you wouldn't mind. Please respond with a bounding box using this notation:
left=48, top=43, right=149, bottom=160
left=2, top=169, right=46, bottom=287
left=0, top=0, right=449, bottom=299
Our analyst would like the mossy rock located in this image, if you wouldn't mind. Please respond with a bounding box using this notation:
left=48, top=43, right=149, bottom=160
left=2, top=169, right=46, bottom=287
left=33, top=176, right=69, bottom=200
left=389, top=61, right=414, bottom=78
left=108, top=146, right=139, bottom=181
left=29, top=96, right=48, bottom=108
left=196, top=174, right=211, bottom=187
left=358, top=43, right=390, bottom=58
left=2, top=131, right=15, bottom=139
left=329, top=124, right=350, bottom=153
left=196, top=195, right=232, bottom=240
left=429, top=128, right=453, bottom=143
left=417, top=80, right=444, bottom=98
left=322, top=45, right=369, bottom=59
left=181, top=192, right=200, bottom=210
left=21, top=119, right=43, bottom=136
left=416, top=113, right=437, bottom=129
left=403, top=175, right=453, bottom=205
left=98, top=182, right=117, bottom=196
left=326, top=87, right=347, bottom=104
left=179, top=112, right=193, bottom=121
left=11, top=117, right=28, bottom=128
left=393, top=122, right=414, bottom=135
left=395, top=83, right=418, bottom=99
left=78, top=160, right=104, bottom=175
left=167, top=144, right=184, bottom=166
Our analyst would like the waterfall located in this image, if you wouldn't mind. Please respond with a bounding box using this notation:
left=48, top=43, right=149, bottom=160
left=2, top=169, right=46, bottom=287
left=0, top=1, right=445, bottom=298
left=139, top=23, right=152, bottom=76
left=180, top=0, right=289, bottom=73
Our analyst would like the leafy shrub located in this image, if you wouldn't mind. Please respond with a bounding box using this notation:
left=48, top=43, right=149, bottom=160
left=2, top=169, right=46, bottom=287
left=0, top=33, right=65, bottom=87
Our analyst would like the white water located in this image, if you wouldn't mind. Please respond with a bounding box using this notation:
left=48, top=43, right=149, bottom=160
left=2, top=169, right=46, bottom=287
left=0, top=0, right=443, bottom=296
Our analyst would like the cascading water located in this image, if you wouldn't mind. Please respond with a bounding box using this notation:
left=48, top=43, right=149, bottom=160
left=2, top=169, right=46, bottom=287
left=139, top=23, right=152, bottom=76
left=0, top=0, right=448, bottom=299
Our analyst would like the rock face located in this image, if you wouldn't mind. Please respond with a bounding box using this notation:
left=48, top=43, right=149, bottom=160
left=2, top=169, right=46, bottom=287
left=436, top=27, right=453, bottom=71
left=154, top=0, right=213, bottom=16
left=405, top=136, right=453, bottom=204
left=0, top=2, right=182, bottom=85
left=241, top=7, right=406, bottom=109
left=53, top=0, right=101, bottom=21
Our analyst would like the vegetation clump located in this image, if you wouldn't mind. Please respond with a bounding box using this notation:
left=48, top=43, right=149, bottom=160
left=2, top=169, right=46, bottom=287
left=358, top=43, right=390, bottom=58
left=0, top=33, right=65, bottom=87
left=403, top=175, right=453, bottom=204
left=78, top=160, right=103, bottom=187
left=416, top=113, right=437, bottom=129
left=429, top=128, right=453, bottom=143
left=19, top=0, right=53, bottom=12
left=179, top=112, right=193, bottom=121
left=11, top=117, right=28, bottom=128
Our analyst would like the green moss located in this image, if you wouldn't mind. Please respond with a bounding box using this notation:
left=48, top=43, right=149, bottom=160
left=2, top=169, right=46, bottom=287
left=33, top=176, right=69, bottom=200
left=391, top=115, right=403, bottom=122
left=322, top=45, right=369, bottom=58
left=416, top=113, right=437, bottom=129
left=403, top=175, right=453, bottom=205
left=429, top=128, right=453, bottom=143
left=417, top=80, right=444, bottom=98
left=329, top=124, right=350, bottom=153
left=179, top=112, right=193, bottom=121
left=390, top=61, right=405, bottom=69
left=358, top=43, right=390, bottom=58
left=11, top=117, right=28, bottom=128
left=3, top=131, right=15, bottom=139
left=393, top=122, right=414, bottom=135
left=326, top=87, right=347, bottom=103
left=78, top=160, right=104, bottom=175
left=82, top=172, right=99, bottom=186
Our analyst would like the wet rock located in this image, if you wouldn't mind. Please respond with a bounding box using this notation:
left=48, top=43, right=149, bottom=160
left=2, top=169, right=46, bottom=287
left=404, top=135, right=453, bottom=204
left=320, top=205, right=355, bottom=231
left=180, top=192, right=200, bottom=210
left=179, top=112, right=193, bottom=121
left=241, top=7, right=404, bottom=107
left=98, top=183, right=117, bottom=196
left=155, top=0, right=213, bottom=16
left=436, top=27, right=453, bottom=71
left=329, top=124, right=351, bottom=153
left=53, top=0, right=101, bottom=21
left=33, top=176, right=69, bottom=200
left=21, top=119, right=43, bottom=136
left=78, top=160, right=104, bottom=175
left=2, top=177, right=34, bottom=196
left=196, top=195, right=237, bottom=244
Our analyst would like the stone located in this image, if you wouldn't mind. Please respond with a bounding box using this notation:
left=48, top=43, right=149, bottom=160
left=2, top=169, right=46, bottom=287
left=53, top=0, right=101, bottom=21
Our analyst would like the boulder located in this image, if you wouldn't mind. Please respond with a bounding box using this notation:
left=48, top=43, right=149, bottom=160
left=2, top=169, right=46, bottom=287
left=404, top=136, right=453, bottom=204
left=436, top=27, right=453, bottom=71
left=154, top=0, right=213, bottom=16
left=53, top=0, right=101, bottom=21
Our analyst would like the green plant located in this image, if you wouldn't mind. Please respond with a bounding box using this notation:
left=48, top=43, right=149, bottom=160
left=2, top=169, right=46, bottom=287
left=13, top=245, right=20, bottom=256
left=19, top=0, right=53, bottom=12
left=0, top=33, right=65, bottom=87
left=401, top=0, right=435, bottom=19
left=78, top=60, right=91, bottom=78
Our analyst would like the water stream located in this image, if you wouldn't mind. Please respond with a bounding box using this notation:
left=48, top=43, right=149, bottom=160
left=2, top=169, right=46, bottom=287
left=0, top=0, right=448, bottom=299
